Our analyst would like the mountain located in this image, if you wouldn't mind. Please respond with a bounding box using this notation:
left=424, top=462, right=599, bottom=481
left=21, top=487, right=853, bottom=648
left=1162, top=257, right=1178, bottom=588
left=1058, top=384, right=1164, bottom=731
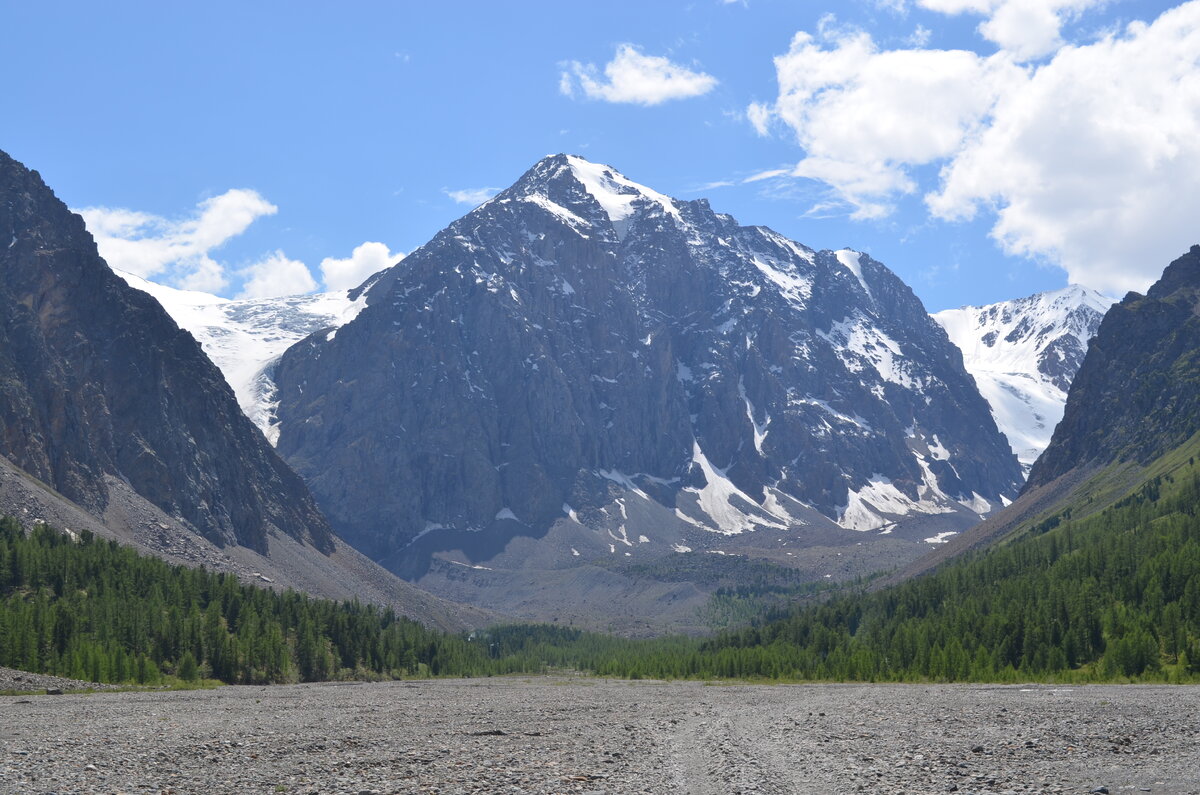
left=1027, top=245, right=1200, bottom=489
left=661, top=245, right=1200, bottom=682
left=0, top=149, right=487, bottom=631
left=895, top=244, right=1200, bottom=584
left=268, top=154, right=1023, bottom=622
left=933, top=286, right=1114, bottom=468
left=113, top=270, right=381, bottom=442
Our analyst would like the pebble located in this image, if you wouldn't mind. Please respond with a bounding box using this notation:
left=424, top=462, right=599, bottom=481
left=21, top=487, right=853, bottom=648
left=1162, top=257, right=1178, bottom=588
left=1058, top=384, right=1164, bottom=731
left=0, top=680, right=1195, bottom=793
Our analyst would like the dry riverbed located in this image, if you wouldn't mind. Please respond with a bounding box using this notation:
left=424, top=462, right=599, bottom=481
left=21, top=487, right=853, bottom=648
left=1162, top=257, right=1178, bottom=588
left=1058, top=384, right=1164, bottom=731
left=2, top=677, right=1197, bottom=794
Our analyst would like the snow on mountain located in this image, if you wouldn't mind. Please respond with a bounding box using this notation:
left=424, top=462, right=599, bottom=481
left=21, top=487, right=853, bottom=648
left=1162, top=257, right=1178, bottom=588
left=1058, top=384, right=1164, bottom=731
left=271, top=153, right=1023, bottom=576
left=113, top=270, right=378, bottom=443
left=933, top=285, right=1114, bottom=469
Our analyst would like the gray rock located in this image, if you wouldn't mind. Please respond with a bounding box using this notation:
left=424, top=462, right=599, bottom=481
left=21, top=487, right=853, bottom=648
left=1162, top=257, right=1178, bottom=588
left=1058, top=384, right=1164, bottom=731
left=0, top=148, right=333, bottom=554
left=274, top=155, right=1023, bottom=583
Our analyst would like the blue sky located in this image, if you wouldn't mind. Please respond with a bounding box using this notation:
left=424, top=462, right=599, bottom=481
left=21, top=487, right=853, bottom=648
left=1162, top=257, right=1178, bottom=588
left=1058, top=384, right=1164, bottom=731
left=0, top=0, right=1193, bottom=311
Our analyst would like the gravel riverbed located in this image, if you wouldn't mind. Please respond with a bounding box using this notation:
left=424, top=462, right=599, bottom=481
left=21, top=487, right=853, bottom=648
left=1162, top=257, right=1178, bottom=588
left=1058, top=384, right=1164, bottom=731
left=1, top=677, right=1197, bottom=794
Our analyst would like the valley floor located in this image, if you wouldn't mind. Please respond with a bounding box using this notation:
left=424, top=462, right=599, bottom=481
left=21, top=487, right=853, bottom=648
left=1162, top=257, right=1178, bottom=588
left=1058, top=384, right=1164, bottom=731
left=1, top=677, right=1196, bottom=794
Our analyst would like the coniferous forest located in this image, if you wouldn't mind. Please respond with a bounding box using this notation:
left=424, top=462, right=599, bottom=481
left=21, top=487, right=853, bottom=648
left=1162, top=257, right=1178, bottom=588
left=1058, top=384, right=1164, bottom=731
left=4, top=454, right=1200, bottom=687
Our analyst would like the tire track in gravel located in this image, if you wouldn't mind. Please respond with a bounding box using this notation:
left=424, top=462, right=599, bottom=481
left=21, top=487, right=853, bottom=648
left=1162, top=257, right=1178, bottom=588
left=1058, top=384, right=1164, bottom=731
left=668, top=703, right=803, bottom=794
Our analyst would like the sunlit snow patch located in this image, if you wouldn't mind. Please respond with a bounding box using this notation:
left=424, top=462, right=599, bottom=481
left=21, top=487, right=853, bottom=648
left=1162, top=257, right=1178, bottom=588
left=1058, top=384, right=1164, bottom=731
left=834, top=249, right=871, bottom=296
left=566, top=155, right=682, bottom=239
left=675, top=442, right=789, bottom=535
left=838, top=474, right=955, bottom=532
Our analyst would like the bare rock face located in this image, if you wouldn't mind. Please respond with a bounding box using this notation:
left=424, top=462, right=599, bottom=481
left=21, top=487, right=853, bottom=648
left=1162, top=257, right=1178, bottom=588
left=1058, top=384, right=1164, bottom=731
left=1027, top=245, right=1200, bottom=489
left=274, top=155, right=1022, bottom=577
left=0, top=149, right=332, bottom=554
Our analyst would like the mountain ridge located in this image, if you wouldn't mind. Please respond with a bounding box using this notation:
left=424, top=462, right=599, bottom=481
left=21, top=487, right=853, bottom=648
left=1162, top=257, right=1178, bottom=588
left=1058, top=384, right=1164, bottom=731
left=1027, top=244, right=1200, bottom=489
left=933, top=285, right=1113, bottom=468
left=0, top=148, right=487, bottom=631
left=266, top=153, right=1022, bottom=623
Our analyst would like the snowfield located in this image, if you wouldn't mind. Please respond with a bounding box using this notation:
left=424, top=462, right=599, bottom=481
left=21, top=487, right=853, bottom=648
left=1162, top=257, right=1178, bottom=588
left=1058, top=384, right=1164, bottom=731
left=115, top=270, right=375, bottom=443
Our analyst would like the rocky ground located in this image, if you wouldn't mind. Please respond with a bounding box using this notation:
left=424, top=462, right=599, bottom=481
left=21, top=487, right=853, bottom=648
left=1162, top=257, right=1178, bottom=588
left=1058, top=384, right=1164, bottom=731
left=0, top=666, right=122, bottom=694
left=1, top=677, right=1196, bottom=794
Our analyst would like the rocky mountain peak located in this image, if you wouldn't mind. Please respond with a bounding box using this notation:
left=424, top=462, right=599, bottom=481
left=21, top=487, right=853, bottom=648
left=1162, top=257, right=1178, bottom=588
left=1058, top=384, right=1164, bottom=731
left=491, top=153, right=685, bottom=243
left=1146, top=243, right=1200, bottom=301
left=271, top=154, right=1022, bottom=591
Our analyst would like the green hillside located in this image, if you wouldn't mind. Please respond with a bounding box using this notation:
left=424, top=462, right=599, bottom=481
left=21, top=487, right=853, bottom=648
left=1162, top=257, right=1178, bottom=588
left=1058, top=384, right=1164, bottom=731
left=6, top=434, right=1200, bottom=686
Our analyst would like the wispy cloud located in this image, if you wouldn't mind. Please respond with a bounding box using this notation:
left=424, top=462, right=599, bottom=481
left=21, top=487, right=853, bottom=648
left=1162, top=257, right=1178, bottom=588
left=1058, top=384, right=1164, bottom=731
left=444, top=187, right=500, bottom=206
left=560, top=44, right=717, bottom=106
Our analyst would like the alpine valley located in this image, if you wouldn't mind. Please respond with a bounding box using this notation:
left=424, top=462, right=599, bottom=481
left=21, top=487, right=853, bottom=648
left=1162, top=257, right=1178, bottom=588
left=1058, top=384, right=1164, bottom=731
left=113, top=154, right=1096, bottom=631
left=0, top=149, right=1124, bottom=633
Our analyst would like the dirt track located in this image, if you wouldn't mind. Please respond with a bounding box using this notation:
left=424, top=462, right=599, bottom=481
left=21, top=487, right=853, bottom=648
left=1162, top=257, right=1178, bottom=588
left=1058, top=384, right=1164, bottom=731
left=2, top=678, right=1197, bottom=794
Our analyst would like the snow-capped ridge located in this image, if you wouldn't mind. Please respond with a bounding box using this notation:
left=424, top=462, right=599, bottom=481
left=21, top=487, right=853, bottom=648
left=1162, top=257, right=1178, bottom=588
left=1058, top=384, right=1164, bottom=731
left=113, top=269, right=377, bottom=443
left=497, top=154, right=685, bottom=241
left=933, top=284, right=1114, bottom=468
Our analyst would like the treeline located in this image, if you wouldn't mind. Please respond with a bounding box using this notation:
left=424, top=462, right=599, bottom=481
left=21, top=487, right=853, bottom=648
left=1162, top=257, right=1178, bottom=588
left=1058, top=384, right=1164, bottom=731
left=593, top=468, right=1200, bottom=682
left=0, top=517, right=579, bottom=685
left=6, top=461, right=1200, bottom=687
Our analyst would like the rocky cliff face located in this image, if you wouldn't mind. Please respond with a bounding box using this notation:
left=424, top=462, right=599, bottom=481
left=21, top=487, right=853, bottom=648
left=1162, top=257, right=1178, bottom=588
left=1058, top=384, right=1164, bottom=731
left=0, top=149, right=332, bottom=554
left=933, top=286, right=1113, bottom=468
left=273, top=155, right=1023, bottom=576
left=1027, top=245, right=1200, bottom=489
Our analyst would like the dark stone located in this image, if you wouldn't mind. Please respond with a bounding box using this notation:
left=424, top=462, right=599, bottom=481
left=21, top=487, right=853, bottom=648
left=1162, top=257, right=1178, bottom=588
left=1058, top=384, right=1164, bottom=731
left=1028, top=245, right=1200, bottom=490
left=0, top=149, right=333, bottom=553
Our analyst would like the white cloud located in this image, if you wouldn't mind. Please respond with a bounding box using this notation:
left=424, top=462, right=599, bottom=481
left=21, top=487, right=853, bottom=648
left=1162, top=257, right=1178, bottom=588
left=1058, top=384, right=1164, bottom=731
left=319, top=242, right=402, bottom=292
left=444, top=187, right=500, bottom=206
left=929, top=4, right=1200, bottom=292
left=752, top=2, right=1200, bottom=294
left=560, top=44, right=718, bottom=106
left=917, top=0, right=1103, bottom=61
left=746, top=101, right=772, bottom=136
left=752, top=27, right=1020, bottom=218
left=77, top=189, right=278, bottom=293
left=907, top=24, right=933, bottom=46
left=237, top=250, right=318, bottom=300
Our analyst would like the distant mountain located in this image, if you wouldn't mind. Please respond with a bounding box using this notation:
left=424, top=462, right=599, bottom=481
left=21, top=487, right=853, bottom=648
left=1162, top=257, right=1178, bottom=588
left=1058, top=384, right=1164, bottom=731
left=721, top=245, right=1200, bottom=683
left=933, top=286, right=1113, bottom=468
left=897, top=244, right=1200, bottom=585
left=114, top=270, right=382, bottom=443
left=0, top=149, right=485, bottom=631
left=267, top=154, right=1022, bottom=619
left=1028, top=246, right=1200, bottom=489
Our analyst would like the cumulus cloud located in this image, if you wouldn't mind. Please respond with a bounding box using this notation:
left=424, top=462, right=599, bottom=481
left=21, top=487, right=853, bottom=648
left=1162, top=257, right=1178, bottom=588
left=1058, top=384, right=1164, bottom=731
left=918, top=0, right=1102, bottom=61
left=237, top=250, right=319, bottom=299
left=750, top=2, right=1200, bottom=294
left=752, top=27, right=1020, bottom=218
left=76, top=189, right=279, bottom=293
left=560, top=44, right=718, bottom=106
left=444, top=187, right=500, bottom=206
left=319, top=242, right=402, bottom=292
